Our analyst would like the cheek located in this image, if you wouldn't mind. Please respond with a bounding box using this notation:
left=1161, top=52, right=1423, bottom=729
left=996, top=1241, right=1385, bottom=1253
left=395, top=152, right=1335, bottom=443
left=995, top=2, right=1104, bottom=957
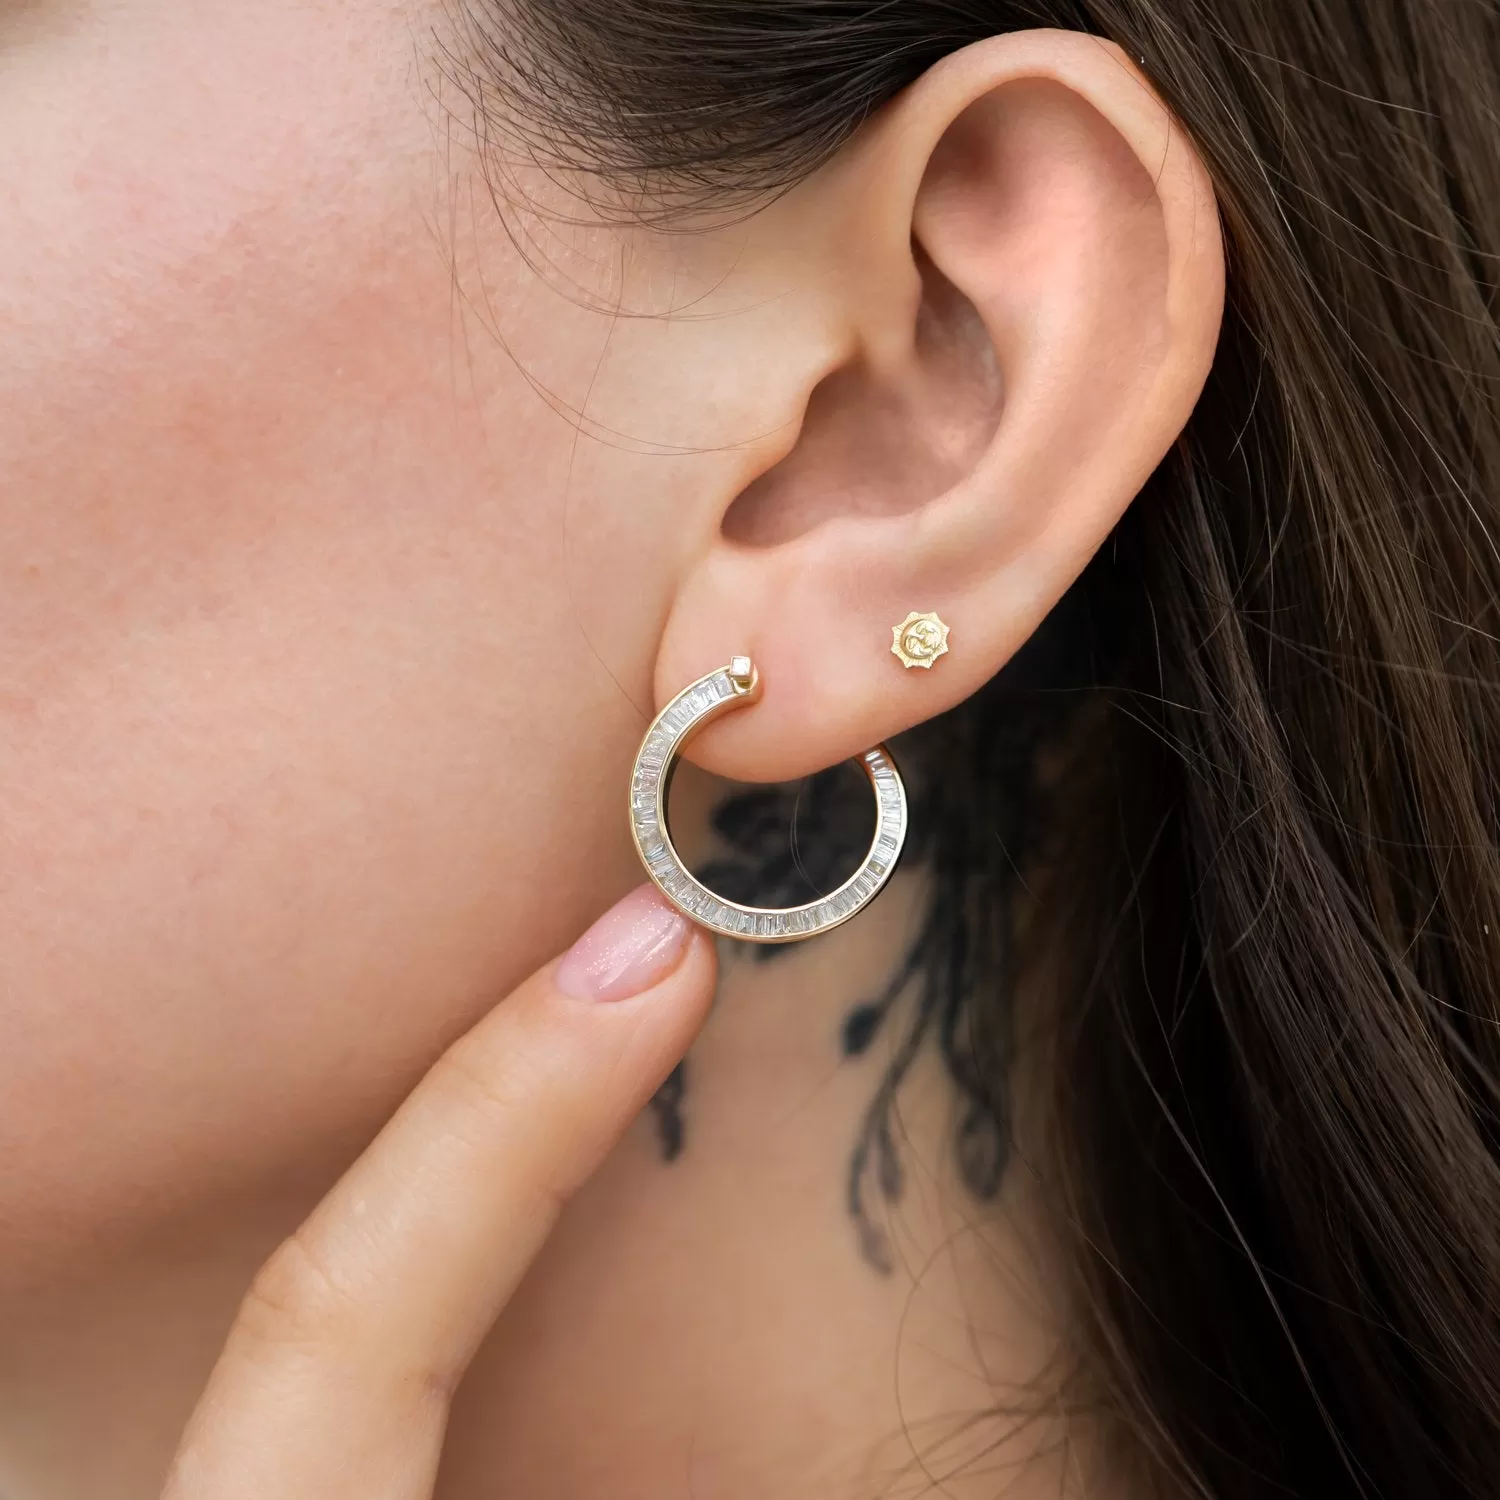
left=0, top=1, right=655, bottom=1281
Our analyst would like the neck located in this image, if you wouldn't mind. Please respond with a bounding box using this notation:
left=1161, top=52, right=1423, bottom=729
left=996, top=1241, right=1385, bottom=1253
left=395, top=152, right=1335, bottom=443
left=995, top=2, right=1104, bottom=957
left=0, top=782, right=1099, bottom=1500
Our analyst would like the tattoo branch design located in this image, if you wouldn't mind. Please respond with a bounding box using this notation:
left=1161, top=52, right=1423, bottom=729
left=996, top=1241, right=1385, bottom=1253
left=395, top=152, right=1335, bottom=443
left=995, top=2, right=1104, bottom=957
left=646, top=589, right=1089, bottom=1270
left=837, top=873, right=1009, bottom=1275
left=648, top=1060, right=687, bottom=1163
left=648, top=758, right=1013, bottom=1273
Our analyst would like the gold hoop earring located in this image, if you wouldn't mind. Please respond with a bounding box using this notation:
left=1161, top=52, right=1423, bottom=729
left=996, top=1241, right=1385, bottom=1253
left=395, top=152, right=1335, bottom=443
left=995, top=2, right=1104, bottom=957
left=629, top=657, right=907, bottom=943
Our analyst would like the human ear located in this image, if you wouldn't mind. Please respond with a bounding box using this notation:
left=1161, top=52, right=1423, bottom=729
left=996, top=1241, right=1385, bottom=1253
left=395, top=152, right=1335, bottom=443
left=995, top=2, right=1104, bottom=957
left=652, top=29, right=1225, bottom=782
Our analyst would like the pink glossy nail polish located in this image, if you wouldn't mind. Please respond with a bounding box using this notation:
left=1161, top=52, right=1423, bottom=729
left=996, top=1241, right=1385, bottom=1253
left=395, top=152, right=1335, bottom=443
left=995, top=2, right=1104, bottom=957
left=555, top=886, right=692, bottom=1002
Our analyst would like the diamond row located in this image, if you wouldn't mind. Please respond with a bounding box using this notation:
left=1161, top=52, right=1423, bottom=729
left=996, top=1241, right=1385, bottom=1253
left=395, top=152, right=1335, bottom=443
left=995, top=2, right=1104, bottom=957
left=630, top=670, right=908, bottom=942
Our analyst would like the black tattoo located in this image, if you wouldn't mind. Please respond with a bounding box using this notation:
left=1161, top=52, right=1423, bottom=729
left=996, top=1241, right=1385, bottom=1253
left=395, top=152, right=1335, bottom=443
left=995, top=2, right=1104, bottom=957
left=646, top=586, right=1095, bottom=1271
left=841, top=878, right=1009, bottom=1273
left=648, top=1060, right=687, bottom=1163
left=693, top=765, right=877, bottom=949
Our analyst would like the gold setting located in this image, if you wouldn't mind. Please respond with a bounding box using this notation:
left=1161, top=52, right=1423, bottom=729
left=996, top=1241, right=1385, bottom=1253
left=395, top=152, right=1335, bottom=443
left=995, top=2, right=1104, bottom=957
left=891, top=611, right=951, bottom=669
left=629, top=659, right=908, bottom=943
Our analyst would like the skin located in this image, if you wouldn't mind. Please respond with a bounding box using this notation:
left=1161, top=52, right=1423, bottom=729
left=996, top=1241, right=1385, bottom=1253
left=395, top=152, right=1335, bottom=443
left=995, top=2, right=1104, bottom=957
left=0, top=2, right=1224, bottom=1496
left=165, top=886, right=722, bottom=1500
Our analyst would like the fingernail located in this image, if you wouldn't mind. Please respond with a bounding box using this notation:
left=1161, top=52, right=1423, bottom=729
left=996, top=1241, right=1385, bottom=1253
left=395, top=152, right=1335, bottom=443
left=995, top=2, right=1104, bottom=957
left=555, top=885, right=692, bottom=1003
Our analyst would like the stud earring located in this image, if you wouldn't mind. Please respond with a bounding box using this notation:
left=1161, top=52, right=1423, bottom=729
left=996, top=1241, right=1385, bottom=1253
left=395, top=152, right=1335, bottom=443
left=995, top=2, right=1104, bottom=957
left=891, top=611, right=950, bottom=669
left=888, top=615, right=948, bottom=675
left=629, top=657, right=907, bottom=943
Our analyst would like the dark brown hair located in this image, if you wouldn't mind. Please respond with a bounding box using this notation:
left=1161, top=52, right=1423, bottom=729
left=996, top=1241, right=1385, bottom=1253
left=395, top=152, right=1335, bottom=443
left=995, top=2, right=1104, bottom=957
left=454, top=3, right=1500, bottom=1495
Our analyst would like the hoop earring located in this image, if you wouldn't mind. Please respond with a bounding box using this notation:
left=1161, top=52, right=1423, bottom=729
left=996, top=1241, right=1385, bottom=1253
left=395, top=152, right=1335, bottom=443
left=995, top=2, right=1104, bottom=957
left=629, top=656, right=908, bottom=943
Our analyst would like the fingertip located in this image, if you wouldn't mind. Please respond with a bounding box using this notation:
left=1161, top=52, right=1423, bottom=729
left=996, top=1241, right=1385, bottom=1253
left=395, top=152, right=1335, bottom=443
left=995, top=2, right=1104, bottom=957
left=555, top=884, right=707, bottom=1004
left=677, top=918, right=720, bottom=1011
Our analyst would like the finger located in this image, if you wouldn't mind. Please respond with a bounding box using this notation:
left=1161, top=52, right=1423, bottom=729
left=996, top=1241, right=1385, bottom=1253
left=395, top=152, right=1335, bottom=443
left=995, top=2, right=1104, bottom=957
left=164, top=884, right=716, bottom=1500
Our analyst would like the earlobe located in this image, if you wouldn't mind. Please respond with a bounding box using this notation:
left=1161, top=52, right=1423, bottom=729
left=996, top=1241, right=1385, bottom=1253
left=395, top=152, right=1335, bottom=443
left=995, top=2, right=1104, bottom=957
left=654, top=30, right=1224, bottom=785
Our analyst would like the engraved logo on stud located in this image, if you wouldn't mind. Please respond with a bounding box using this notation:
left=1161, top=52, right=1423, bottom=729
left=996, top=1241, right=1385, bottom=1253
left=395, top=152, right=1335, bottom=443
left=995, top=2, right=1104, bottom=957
left=891, top=611, right=950, bottom=669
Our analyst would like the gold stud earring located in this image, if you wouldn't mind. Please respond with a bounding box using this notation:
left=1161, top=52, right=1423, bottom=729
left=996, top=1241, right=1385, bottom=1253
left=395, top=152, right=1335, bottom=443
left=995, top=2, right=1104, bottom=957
left=629, top=658, right=907, bottom=943
left=891, top=611, right=950, bottom=669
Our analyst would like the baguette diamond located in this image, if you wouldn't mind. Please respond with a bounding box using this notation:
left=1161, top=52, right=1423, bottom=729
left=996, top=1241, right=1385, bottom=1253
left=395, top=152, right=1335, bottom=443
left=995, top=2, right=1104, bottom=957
left=628, top=659, right=908, bottom=944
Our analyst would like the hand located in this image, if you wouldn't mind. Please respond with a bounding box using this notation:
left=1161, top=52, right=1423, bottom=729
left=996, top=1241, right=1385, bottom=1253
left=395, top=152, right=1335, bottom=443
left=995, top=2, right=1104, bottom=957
left=162, top=885, right=716, bottom=1500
